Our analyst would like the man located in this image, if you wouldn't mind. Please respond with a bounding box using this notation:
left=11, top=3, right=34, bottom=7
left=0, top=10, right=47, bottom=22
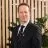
left=11, top=3, right=42, bottom=48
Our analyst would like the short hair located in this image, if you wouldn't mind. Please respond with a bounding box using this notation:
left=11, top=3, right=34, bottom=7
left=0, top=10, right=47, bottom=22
left=18, top=3, right=30, bottom=12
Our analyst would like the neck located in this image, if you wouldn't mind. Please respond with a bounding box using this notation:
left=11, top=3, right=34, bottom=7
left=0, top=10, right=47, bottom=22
left=20, top=20, right=29, bottom=26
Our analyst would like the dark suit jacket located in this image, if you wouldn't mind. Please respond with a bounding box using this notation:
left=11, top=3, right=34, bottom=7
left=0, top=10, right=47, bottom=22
left=11, top=22, right=42, bottom=48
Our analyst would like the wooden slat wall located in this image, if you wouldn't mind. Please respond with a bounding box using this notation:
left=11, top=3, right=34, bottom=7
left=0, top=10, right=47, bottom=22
left=0, top=0, right=48, bottom=48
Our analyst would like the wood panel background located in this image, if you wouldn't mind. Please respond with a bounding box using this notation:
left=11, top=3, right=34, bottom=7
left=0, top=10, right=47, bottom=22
left=0, top=0, right=48, bottom=48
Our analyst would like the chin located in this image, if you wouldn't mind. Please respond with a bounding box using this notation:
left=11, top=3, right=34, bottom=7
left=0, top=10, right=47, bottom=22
left=23, top=21, right=27, bottom=23
left=21, top=20, right=26, bottom=22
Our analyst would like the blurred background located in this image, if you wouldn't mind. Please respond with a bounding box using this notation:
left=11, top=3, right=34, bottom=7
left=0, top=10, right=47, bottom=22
left=0, top=0, right=48, bottom=48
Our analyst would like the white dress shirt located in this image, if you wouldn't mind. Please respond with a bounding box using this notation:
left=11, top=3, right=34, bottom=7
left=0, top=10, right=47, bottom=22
left=17, top=21, right=29, bottom=36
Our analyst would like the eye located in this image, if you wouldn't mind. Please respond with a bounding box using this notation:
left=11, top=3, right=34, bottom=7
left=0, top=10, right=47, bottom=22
left=19, top=12, right=23, bottom=13
left=24, top=11, right=28, bottom=13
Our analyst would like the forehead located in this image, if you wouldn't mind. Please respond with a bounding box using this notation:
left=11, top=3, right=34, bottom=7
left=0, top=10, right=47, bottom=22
left=19, top=5, right=29, bottom=11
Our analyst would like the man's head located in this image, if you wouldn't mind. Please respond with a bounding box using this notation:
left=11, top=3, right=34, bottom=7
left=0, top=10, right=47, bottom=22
left=18, top=3, right=30, bottom=24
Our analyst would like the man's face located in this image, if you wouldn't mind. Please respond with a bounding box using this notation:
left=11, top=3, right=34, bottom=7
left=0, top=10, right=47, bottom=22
left=18, top=5, right=30, bottom=23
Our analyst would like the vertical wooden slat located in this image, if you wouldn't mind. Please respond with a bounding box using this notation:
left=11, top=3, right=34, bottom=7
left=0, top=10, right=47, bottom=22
left=12, top=0, right=13, bottom=4
left=46, top=0, right=48, bottom=14
left=42, top=0, right=45, bottom=17
left=8, top=0, right=11, bottom=48
left=12, top=0, right=13, bottom=27
left=0, top=0, right=1, bottom=48
left=9, top=0, right=12, bottom=27
left=7, top=0, right=12, bottom=48
left=38, top=0, right=41, bottom=18
left=17, top=0, right=19, bottom=18
left=37, top=0, right=39, bottom=18
left=1, top=7, right=3, bottom=48
left=30, top=0, right=31, bottom=21
left=1, top=0, right=3, bottom=48
left=41, top=1, right=42, bottom=18
left=6, top=0, right=9, bottom=48
left=44, top=1, right=47, bottom=31
left=23, top=0, right=28, bottom=3
left=33, top=0, right=35, bottom=23
left=19, top=0, right=23, bottom=3
left=33, top=0, right=35, bottom=8
left=19, top=0, right=20, bottom=4
left=4, top=0, right=6, bottom=48
left=15, top=0, right=17, bottom=3
left=13, top=0, right=16, bottom=23
left=28, top=0, right=30, bottom=6
left=17, top=0, right=19, bottom=5
left=35, top=0, right=37, bottom=23
left=8, top=2, right=10, bottom=47
left=16, top=5, right=17, bottom=23
left=44, top=1, right=46, bottom=16
left=23, top=0, right=24, bottom=3
left=34, top=9, right=35, bottom=23
left=46, top=0, right=48, bottom=30
left=31, top=0, right=34, bottom=23
left=2, top=0, right=6, bottom=48
left=26, top=0, right=28, bottom=3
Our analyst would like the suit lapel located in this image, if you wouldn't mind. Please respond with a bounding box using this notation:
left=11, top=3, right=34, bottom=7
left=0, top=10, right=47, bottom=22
left=21, top=22, right=33, bottom=44
left=14, top=22, right=33, bottom=45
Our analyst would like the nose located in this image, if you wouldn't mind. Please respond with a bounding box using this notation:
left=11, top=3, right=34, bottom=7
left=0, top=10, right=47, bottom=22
left=22, top=12, right=25, bottom=16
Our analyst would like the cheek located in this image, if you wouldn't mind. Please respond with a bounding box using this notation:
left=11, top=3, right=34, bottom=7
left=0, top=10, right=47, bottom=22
left=26, top=15, right=29, bottom=19
left=19, top=14, right=22, bottom=18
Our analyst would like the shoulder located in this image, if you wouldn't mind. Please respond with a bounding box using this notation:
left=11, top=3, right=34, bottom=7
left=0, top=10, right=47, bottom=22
left=11, top=25, right=19, bottom=32
left=28, top=22, right=40, bottom=29
left=29, top=22, right=42, bottom=34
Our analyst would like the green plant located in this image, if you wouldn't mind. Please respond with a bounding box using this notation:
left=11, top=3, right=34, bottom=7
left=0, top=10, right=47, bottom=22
left=36, top=15, right=48, bottom=48
left=36, top=16, right=48, bottom=28
left=8, top=18, right=20, bottom=31
left=7, top=18, right=20, bottom=47
left=36, top=15, right=48, bottom=33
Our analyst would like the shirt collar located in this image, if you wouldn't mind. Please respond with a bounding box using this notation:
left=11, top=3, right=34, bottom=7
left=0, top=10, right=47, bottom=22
left=20, top=21, right=29, bottom=27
